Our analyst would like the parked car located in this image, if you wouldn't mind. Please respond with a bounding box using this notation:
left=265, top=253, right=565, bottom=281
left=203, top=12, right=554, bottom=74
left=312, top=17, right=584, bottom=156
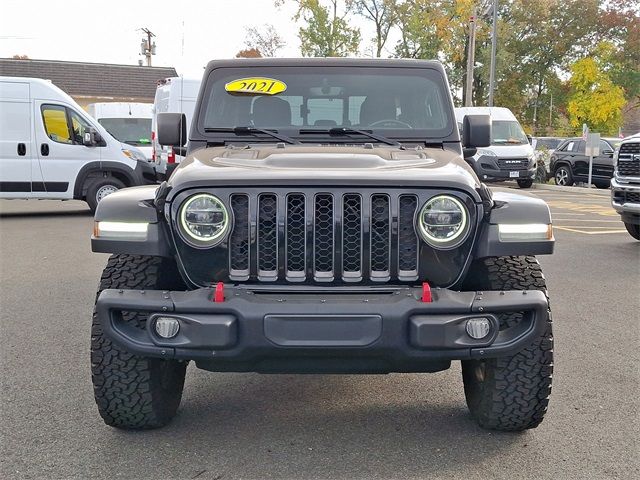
left=611, top=133, right=640, bottom=240
left=0, top=77, right=155, bottom=212
left=532, top=136, right=564, bottom=178
left=550, top=137, right=621, bottom=188
left=455, top=106, right=536, bottom=188
left=152, top=76, right=200, bottom=179
left=91, top=58, right=555, bottom=432
left=86, top=102, right=153, bottom=161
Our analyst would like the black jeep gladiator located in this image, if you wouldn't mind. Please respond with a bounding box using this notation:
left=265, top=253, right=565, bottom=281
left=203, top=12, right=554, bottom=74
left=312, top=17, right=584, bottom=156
left=91, top=58, right=554, bottom=431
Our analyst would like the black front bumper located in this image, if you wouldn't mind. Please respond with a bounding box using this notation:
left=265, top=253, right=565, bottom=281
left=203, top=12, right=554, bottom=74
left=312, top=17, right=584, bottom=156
left=472, top=155, right=535, bottom=182
left=96, top=285, right=548, bottom=374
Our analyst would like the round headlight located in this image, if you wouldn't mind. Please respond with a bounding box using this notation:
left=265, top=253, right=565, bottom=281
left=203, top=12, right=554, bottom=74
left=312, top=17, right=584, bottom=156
left=418, top=195, right=469, bottom=248
left=179, top=194, right=230, bottom=247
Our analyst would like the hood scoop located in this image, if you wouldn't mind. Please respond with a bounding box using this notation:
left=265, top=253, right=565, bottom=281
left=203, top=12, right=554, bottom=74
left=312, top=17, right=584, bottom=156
left=212, top=152, right=435, bottom=170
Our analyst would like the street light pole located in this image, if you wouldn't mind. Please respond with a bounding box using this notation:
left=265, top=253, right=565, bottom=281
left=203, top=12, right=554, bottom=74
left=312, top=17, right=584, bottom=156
left=488, top=0, right=498, bottom=107
left=465, top=9, right=477, bottom=107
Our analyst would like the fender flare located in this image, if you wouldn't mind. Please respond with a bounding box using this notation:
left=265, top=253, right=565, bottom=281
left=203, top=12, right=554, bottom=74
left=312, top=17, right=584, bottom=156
left=551, top=160, right=572, bottom=176
left=474, top=188, right=554, bottom=258
left=73, top=161, right=139, bottom=200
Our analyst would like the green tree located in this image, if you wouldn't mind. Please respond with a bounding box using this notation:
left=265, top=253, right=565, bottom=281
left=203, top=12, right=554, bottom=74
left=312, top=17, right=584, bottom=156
left=567, top=54, right=626, bottom=134
left=281, top=0, right=361, bottom=57
left=354, top=0, right=398, bottom=57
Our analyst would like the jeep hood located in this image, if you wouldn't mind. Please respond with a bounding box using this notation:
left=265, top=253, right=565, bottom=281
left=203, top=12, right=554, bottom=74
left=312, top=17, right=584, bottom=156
left=168, top=145, right=481, bottom=200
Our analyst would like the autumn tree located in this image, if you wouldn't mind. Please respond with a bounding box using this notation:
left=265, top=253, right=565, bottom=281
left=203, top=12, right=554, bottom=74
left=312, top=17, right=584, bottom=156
left=278, top=0, right=361, bottom=57
left=244, top=24, right=286, bottom=57
left=235, top=48, right=262, bottom=58
left=567, top=49, right=626, bottom=134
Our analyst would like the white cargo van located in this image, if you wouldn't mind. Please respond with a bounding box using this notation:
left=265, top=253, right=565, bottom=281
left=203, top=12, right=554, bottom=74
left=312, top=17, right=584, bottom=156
left=86, top=102, right=153, bottom=161
left=0, top=77, right=155, bottom=211
left=152, top=76, right=200, bottom=178
left=455, top=106, right=536, bottom=188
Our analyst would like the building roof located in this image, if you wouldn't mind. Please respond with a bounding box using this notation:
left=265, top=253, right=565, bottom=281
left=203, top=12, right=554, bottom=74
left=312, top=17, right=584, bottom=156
left=0, top=58, right=177, bottom=99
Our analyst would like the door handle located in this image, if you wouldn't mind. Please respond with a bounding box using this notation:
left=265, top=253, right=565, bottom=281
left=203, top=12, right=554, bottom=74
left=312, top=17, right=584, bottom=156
left=40, top=143, right=49, bottom=156
left=17, top=143, right=26, bottom=156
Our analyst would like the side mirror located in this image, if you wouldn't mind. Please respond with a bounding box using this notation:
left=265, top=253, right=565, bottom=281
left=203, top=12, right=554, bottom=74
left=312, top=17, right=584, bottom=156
left=83, top=127, right=101, bottom=146
left=158, top=112, right=187, bottom=147
left=462, top=114, right=491, bottom=149
left=526, top=134, right=532, bottom=144
left=603, top=149, right=613, bottom=157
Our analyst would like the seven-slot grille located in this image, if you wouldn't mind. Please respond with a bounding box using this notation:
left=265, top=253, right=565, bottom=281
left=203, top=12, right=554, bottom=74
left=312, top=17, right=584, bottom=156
left=617, top=142, right=640, bottom=177
left=228, top=191, right=420, bottom=283
left=497, top=158, right=529, bottom=170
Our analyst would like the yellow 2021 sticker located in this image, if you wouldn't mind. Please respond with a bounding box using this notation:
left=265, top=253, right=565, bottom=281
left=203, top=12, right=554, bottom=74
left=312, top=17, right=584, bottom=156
left=225, top=77, right=287, bottom=95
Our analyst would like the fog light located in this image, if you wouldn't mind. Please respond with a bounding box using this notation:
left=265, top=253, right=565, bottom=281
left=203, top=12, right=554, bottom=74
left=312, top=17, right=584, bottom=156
left=155, top=317, right=180, bottom=339
left=465, top=318, right=491, bottom=339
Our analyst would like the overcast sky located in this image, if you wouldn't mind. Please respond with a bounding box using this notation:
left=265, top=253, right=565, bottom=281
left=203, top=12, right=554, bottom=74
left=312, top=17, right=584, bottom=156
left=1, top=0, right=382, bottom=78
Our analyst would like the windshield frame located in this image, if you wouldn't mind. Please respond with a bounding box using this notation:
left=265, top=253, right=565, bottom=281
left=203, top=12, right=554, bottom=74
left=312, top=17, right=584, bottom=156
left=194, top=64, right=457, bottom=145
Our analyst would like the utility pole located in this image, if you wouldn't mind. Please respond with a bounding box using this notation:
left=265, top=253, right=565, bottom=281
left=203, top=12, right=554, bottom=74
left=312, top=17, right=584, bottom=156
left=465, top=9, right=477, bottom=107
left=488, top=0, right=498, bottom=107
left=549, top=93, right=553, bottom=130
left=139, top=28, right=156, bottom=67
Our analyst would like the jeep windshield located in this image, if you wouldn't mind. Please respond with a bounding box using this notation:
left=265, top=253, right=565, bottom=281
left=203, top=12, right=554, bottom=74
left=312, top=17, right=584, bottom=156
left=198, top=66, right=454, bottom=143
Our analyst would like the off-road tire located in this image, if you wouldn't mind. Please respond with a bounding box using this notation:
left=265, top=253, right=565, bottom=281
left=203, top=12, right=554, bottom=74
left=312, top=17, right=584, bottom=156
left=461, top=256, right=553, bottom=431
left=91, top=254, right=187, bottom=429
left=517, top=179, right=533, bottom=189
left=624, top=222, right=640, bottom=240
left=86, top=177, right=125, bottom=213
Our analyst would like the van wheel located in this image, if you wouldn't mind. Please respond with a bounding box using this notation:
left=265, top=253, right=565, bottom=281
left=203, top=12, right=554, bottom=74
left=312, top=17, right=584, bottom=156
left=86, top=177, right=125, bottom=213
left=624, top=222, right=640, bottom=240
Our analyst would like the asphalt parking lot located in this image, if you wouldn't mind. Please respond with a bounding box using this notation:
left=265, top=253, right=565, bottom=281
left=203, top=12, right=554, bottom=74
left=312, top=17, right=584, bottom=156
left=0, top=186, right=638, bottom=480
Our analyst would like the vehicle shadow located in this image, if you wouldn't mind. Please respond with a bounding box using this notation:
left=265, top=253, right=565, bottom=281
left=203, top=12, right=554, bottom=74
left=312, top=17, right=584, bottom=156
left=104, top=371, right=525, bottom=479
left=0, top=207, right=91, bottom=218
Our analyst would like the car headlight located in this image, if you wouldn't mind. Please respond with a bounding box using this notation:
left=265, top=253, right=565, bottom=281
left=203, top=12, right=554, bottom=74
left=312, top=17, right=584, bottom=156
left=178, top=194, right=230, bottom=248
left=417, top=195, right=470, bottom=248
left=476, top=148, right=496, bottom=157
left=122, top=148, right=147, bottom=162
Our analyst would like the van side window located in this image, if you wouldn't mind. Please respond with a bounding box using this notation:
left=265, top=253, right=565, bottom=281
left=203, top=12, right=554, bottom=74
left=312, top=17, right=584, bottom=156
left=42, top=105, right=72, bottom=144
left=69, top=109, right=92, bottom=144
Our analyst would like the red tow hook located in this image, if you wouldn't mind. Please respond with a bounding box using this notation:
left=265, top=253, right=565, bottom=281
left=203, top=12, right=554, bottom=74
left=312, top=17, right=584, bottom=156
left=421, top=282, right=432, bottom=303
left=213, top=282, right=225, bottom=303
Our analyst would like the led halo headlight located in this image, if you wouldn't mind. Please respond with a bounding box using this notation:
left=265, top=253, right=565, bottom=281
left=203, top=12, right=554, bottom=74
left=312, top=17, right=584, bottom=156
left=178, top=193, right=230, bottom=248
left=417, top=195, right=469, bottom=249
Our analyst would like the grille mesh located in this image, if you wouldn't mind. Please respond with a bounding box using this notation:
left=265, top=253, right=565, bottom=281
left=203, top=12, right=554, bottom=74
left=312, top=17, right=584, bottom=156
left=342, top=194, right=362, bottom=274
left=286, top=194, right=306, bottom=274
left=314, top=194, right=334, bottom=274
left=398, top=195, right=418, bottom=272
left=370, top=194, right=390, bottom=273
left=229, top=194, right=249, bottom=272
left=258, top=194, right=277, bottom=274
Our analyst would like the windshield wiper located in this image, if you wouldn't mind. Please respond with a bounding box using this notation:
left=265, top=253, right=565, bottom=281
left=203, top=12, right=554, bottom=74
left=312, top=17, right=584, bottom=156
left=319, top=127, right=403, bottom=147
left=204, top=126, right=300, bottom=145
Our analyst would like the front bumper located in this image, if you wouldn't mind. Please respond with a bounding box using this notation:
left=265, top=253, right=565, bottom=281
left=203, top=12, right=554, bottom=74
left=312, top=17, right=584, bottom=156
left=96, top=285, right=548, bottom=374
left=472, top=155, right=535, bottom=182
left=611, top=178, right=640, bottom=223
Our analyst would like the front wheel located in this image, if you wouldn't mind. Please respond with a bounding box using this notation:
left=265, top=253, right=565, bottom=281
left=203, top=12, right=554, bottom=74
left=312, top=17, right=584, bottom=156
left=517, top=178, right=533, bottom=189
left=624, top=222, right=640, bottom=240
left=554, top=166, right=573, bottom=186
left=91, top=255, right=187, bottom=429
left=86, top=177, right=125, bottom=213
left=461, top=256, right=553, bottom=431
